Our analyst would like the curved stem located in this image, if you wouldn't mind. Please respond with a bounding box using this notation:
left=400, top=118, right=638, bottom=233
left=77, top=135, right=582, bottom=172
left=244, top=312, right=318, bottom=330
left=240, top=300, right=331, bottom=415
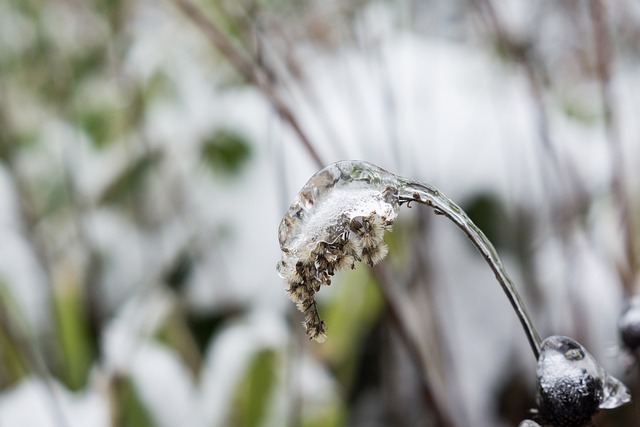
left=399, top=181, right=542, bottom=359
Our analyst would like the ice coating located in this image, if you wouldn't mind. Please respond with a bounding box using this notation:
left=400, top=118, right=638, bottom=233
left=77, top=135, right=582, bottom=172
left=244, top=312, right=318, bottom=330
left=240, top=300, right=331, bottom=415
left=278, top=161, right=399, bottom=259
left=397, top=180, right=542, bottom=358
left=618, top=295, right=640, bottom=352
left=277, top=161, right=400, bottom=342
left=518, top=421, right=541, bottom=427
left=277, top=160, right=541, bottom=351
left=536, top=336, right=630, bottom=427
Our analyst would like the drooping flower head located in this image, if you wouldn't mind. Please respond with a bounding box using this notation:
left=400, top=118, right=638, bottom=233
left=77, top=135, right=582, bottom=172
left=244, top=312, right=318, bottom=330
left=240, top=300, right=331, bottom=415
left=277, top=161, right=400, bottom=342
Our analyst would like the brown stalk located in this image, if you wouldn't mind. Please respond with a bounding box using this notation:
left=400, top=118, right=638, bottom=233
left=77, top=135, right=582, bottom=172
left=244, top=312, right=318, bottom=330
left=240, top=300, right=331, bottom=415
left=171, top=0, right=324, bottom=168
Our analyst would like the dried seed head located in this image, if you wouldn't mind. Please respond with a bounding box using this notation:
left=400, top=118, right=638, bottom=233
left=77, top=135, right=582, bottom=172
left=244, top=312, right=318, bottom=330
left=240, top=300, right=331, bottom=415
left=304, top=305, right=327, bottom=343
left=536, top=336, right=630, bottom=427
left=277, top=161, right=400, bottom=342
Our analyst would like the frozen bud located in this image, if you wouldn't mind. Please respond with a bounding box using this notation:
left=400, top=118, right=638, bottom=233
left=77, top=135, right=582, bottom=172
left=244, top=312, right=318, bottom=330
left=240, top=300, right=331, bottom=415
left=518, top=421, right=541, bottom=427
left=619, top=295, right=640, bottom=352
left=536, top=336, right=630, bottom=427
left=277, top=161, right=400, bottom=341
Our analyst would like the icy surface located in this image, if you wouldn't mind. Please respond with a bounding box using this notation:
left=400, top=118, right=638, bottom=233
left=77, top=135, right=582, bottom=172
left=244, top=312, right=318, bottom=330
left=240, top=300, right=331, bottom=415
left=278, top=160, right=400, bottom=257
left=536, top=336, right=630, bottom=425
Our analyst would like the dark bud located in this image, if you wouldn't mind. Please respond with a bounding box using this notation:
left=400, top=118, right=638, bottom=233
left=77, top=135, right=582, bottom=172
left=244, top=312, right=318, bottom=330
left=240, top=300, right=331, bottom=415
left=536, top=336, right=603, bottom=427
left=619, top=296, right=640, bottom=352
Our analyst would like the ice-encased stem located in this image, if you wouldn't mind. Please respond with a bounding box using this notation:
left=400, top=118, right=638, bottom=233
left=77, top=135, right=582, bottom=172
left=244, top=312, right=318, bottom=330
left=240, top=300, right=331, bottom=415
left=399, top=180, right=542, bottom=359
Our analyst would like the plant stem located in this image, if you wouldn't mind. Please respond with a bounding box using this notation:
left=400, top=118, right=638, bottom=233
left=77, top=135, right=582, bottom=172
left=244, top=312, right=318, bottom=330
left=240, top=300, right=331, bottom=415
left=399, top=181, right=542, bottom=359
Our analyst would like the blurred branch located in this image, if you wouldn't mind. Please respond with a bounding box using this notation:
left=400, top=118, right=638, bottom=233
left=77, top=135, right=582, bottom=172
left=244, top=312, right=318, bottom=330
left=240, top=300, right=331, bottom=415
left=588, top=0, right=639, bottom=294
left=0, top=94, right=70, bottom=427
left=373, top=264, right=456, bottom=427
left=171, top=0, right=324, bottom=167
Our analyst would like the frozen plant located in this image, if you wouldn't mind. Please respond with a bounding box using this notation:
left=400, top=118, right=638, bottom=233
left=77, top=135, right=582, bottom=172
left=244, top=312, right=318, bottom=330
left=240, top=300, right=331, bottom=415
left=530, top=336, right=630, bottom=427
left=277, top=161, right=632, bottom=425
left=277, top=160, right=540, bottom=355
left=519, top=421, right=542, bottom=427
left=277, top=161, right=400, bottom=342
left=618, top=295, right=640, bottom=356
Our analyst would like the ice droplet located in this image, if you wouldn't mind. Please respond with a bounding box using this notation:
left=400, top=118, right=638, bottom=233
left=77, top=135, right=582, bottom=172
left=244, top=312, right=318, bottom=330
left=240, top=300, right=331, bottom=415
left=518, top=420, right=541, bottom=427
left=536, top=336, right=630, bottom=426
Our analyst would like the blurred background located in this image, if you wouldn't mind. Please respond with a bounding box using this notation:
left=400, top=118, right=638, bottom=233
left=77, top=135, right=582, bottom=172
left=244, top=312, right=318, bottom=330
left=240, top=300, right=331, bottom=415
left=1, top=0, right=640, bottom=426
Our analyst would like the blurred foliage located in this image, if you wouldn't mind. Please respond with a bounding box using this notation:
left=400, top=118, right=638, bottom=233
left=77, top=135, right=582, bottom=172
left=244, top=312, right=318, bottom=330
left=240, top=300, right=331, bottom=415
left=53, top=282, right=93, bottom=391
left=154, top=306, right=203, bottom=376
left=1, top=0, right=640, bottom=426
left=113, top=375, right=156, bottom=427
left=163, top=250, right=195, bottom=293
left=299, top=404, right=346, bottom=427
left=231, top=349, right=278, bottom=427
left=185, top=307, right=245, bottom=354
left=463, top=192, right=508, bottom=252
left=321, top=268, right=384, bottom=387
left=201, top=128, right=252, bottom=177
left=100, top=150, right=162, bottom=205
left=0, top=286, right=28, bottom=389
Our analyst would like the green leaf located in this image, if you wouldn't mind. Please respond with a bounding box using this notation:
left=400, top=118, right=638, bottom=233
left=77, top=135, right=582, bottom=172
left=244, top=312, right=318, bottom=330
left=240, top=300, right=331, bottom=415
left=231, top=349, right=278, bottom=427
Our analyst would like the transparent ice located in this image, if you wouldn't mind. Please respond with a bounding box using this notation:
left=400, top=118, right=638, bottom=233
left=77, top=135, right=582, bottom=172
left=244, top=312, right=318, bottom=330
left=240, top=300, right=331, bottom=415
left=277, top=160, right=540, bottom=354
left=277, top=160, right=400, bottom=271
left=536, top=335, right=630, bottom=425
